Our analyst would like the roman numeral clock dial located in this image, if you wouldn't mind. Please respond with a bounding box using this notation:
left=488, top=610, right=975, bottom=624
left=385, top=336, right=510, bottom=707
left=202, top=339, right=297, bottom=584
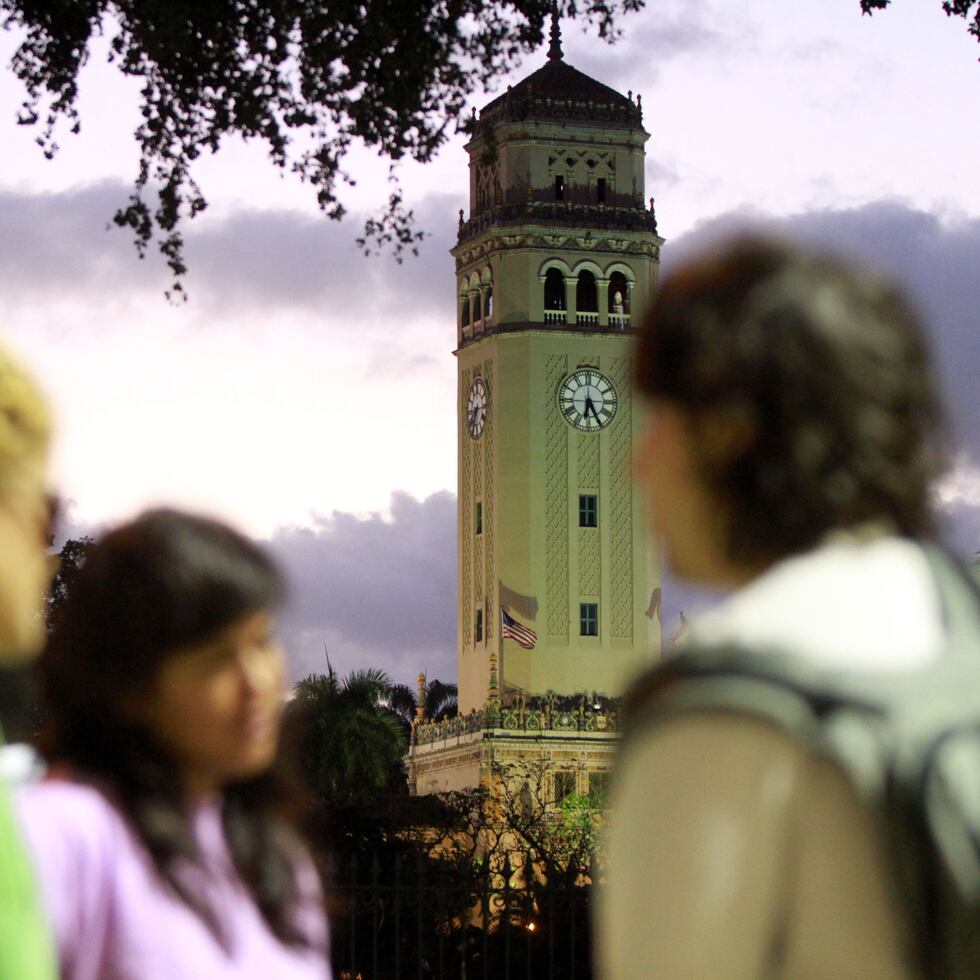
left=557, top=368, right=618, bottom=431
left=467, top=376, right=488, bottom=439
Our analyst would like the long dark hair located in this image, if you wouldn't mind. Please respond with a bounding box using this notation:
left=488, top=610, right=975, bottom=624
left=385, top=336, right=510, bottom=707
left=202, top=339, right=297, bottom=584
left=40, top=508, right=317, bottom=949
left=635, top=235, right=946, bottom=565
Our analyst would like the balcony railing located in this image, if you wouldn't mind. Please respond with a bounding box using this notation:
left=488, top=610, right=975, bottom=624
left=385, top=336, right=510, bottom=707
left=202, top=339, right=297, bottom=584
left=575, top=312, right=599, bottom=327
left=411, top=692, right=621, bottom=747
left=607, top=313, right=630, bottom=330
left=461, top=316, right=494, bottom=340
left=544, top=310, right=567, bottom=325
left=458, top=200, right=658, bottom=242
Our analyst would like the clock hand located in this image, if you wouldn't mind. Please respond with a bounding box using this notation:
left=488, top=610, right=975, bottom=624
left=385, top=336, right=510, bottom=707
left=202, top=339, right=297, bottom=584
left=584, top=395, right=597, bottom=419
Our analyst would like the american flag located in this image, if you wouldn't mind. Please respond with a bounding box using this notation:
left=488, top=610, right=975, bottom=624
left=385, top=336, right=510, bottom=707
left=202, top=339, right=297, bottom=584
left=501, top=608, right=537, bottom=649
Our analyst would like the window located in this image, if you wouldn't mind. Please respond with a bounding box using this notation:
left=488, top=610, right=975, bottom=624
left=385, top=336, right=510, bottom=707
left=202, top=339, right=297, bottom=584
left=580, top=602, right=598, bottom=637
left=608, top=271, right=630, bottom=316
left=475, top=609, right=484, bottom=644
left=554, top=771, right=576, bottom=806
left=544, top=268, right=565, bottom=310
left=597, top=177, right=606, bottom=203
left=576, top=270, right=598, bottom=313
left=588, top=772, right=610, bottom=809
left=579, top=494, right=597, bottom=528
left=554, top=175, right=565, bottom=201
left=475, top=501, right=483, bottom=535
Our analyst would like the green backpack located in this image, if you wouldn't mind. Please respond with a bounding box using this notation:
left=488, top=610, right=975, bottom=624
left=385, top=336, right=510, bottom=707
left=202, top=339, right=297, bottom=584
left=625, top=546, right=980, bottom=979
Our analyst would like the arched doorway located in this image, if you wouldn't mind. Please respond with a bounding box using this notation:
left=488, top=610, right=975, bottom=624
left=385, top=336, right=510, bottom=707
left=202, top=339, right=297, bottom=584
left=544, top=268, right=566, bottom=323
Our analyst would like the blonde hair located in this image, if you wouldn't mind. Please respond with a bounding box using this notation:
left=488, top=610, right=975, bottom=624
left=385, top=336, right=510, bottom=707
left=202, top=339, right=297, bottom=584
left=0, top=341, right=51, bottom=484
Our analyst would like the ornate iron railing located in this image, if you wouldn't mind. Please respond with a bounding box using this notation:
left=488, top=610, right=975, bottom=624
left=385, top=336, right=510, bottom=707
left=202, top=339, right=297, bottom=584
left=331, top=850, right=595, bottom=980
left=411, top=694, right=621, bottom=747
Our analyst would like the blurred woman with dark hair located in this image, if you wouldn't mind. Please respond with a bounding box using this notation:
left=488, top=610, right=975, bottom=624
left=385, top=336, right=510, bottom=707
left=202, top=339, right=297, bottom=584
left=18, top=509, right=330, bottom=980
left=597, top=236, right=976, bottom=978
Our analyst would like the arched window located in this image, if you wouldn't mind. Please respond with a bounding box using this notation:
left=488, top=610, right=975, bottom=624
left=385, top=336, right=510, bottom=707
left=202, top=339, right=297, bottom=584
left=473, top=291, right=483, bottom=322
left=544, top=269, right=565, bottom=310
left=608, top=271, right=631, bottom=327
left=485, top=285, right=493, bottom=320
left=576, top=271, right=598, bottom=313
left=461, top=293, right=470, bottom=327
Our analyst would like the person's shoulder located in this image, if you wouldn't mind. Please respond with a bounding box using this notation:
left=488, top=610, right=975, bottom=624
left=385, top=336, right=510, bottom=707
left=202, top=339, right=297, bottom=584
left=20, top=774, right=117, bottom=809
left=624, top=708, right=809, bottom=764
left=686, top=533, right=944, bottom=671
left=611, top=711, right=812, bottom=850
left=17, top=775, right=129, bottom=852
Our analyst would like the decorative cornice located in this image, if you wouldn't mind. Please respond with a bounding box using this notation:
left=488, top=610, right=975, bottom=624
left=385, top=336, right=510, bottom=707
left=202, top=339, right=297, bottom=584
left=454, top=232, right=662, bottom=274
left=457, top=321, right=639, bottom=351
left=456, top=200, right=657, bottom=245
left=480, top=93, right=641, bottom=129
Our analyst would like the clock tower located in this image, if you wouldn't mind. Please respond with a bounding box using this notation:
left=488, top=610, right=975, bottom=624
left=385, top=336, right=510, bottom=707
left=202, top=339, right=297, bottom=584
left=453, top=19, right=663, bottom=714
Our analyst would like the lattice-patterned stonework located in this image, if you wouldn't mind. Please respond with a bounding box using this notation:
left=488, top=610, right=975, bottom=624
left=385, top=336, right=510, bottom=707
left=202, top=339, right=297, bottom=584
left=545, top=354, right=569, bottom=638
left=576, top=431, right=600, bottom=490
left=608, top=357, right=633, bottom=640
left=482, top=359, right=496, bottom=639
left=578, top=527, right=600, bottom=597
left=474, top=536, right=484, bottom=608
left=461, top=368, right=472, bottom=647
left=473, top=415, right=483, bottom=502
left=576, top=422, right=601, bottom=596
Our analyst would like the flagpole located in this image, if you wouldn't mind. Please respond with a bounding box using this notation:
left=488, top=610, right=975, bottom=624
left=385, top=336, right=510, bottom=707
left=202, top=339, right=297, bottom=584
left=497, top=581, right=505, bottom=704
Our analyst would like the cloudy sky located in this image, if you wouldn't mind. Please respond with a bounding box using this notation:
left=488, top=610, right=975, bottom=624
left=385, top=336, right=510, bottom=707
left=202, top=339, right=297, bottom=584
left=1, top=0, right=978, bottom=685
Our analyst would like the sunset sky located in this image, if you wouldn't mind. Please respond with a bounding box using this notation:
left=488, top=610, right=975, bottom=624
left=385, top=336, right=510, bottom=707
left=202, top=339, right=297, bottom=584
left=2, top=0, right=978, bottom=684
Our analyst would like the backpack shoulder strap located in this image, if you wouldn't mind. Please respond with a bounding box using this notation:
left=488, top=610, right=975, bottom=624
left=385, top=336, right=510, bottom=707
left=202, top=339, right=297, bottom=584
left=623, top=644, right=871, bottom=753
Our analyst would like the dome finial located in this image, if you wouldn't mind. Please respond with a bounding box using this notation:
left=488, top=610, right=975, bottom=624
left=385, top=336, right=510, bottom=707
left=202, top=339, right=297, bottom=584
left=548, top=4, right=563, bottom=61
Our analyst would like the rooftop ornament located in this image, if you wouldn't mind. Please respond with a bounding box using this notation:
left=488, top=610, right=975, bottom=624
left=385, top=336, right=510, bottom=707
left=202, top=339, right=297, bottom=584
left=548, top=5, right=564, bottom=62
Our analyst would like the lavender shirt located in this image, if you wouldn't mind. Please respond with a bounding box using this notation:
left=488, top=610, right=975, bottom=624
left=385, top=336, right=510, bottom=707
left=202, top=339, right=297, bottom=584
left=16, top=779, right=331, bottom=980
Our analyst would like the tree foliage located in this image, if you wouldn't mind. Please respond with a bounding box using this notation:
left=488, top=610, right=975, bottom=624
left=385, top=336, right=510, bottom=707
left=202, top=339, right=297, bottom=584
left=288, top=664, right=407, bottom=810
left=860, top=1, right=980, bottom=48
left=489, top=760, right=602, bottom=887
left=401, top=760, right=603, bottom=889
left=388, top=677, right=458, bottom=730
left=46, top=535, right=94, bottom=633
left=0, top=0, right=643, bottom=295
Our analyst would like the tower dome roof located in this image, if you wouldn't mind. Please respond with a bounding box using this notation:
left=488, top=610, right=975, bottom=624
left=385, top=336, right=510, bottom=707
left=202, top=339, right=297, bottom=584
left=479, top=57, right=642, bottom=130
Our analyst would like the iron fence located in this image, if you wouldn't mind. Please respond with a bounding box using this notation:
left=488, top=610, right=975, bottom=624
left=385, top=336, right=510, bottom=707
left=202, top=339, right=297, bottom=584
left=329, top=850, right=594, bottom=980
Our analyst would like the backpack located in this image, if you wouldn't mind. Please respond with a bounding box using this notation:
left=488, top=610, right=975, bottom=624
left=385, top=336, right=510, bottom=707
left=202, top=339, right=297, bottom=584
left=624, top=546, right=980, bottom=979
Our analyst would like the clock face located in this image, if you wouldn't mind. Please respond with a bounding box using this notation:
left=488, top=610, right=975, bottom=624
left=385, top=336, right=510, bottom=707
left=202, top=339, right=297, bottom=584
left=557, top=369, right=618, bottom=431
left=467, top=377, right=489, bottom=439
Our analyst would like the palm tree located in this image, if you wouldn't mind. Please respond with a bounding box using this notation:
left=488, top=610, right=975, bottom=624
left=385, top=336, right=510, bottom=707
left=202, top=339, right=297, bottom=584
left=387, top=678, right=458, bottom=731
left=289, top=664, right=408, bottom=807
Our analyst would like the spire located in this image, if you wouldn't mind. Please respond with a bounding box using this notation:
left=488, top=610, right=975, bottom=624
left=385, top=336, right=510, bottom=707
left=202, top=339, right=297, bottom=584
left=415, top=672, right=427, bottom=722
left=548, top=4, right=563, bottom=61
